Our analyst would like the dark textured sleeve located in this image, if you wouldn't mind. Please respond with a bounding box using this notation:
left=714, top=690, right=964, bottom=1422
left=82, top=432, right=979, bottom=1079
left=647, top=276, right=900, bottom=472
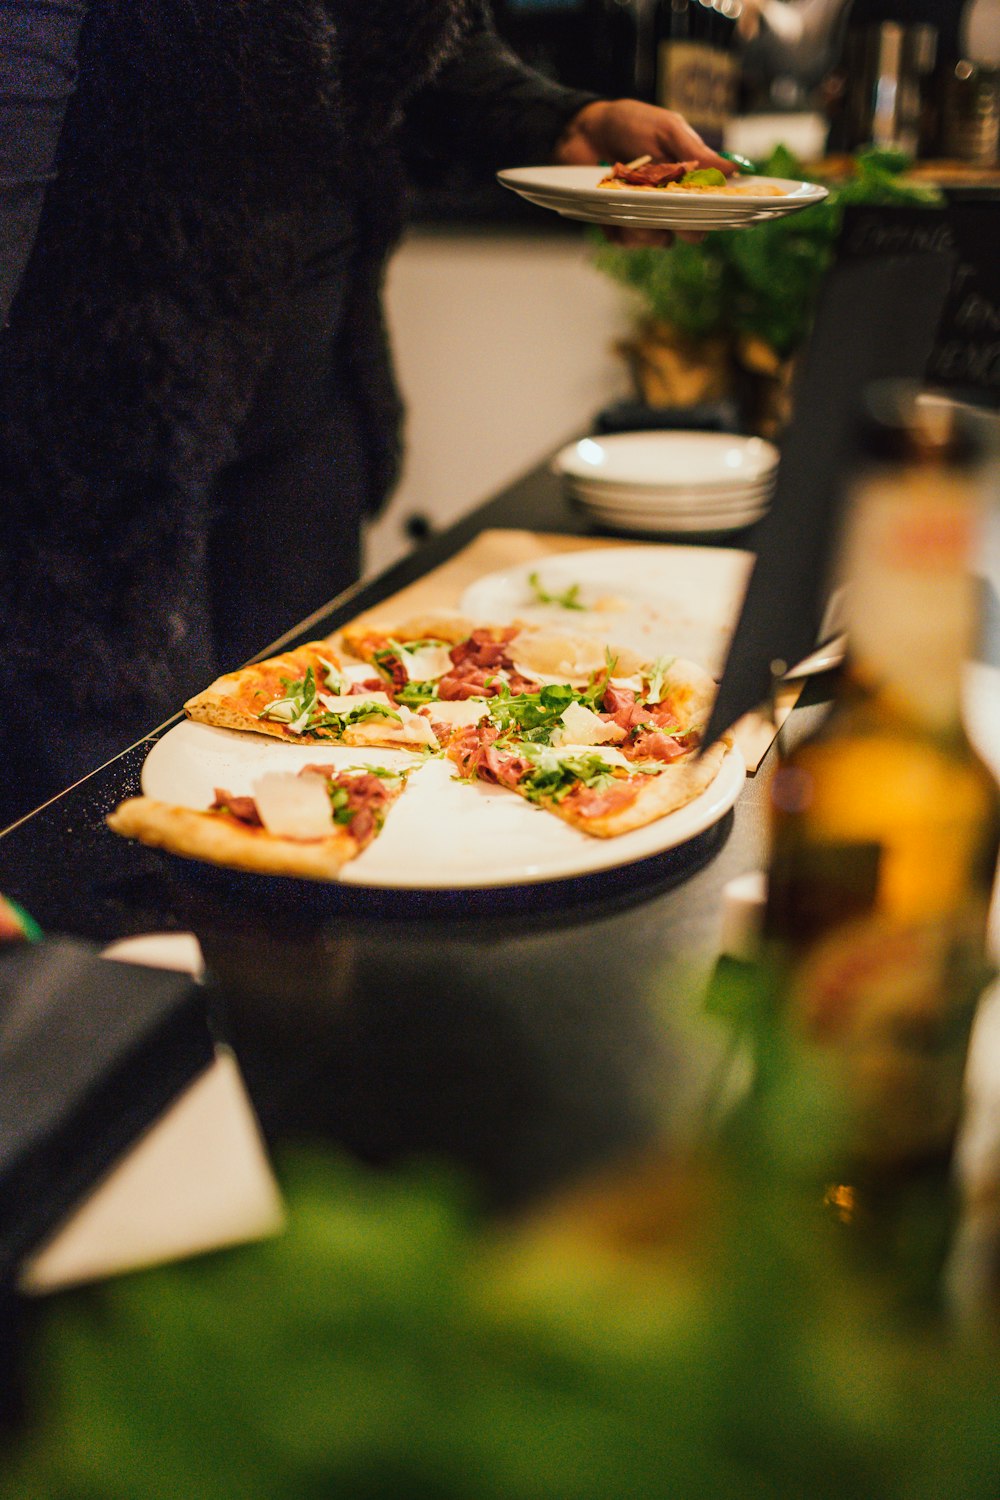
left=0, top=0, right=88, bottom=326
left=405, top=1, right=600, bottom=173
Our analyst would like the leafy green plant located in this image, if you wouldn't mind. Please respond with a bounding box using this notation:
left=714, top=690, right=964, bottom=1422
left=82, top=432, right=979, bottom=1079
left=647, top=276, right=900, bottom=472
left=592, top=146, right=944, bottom=359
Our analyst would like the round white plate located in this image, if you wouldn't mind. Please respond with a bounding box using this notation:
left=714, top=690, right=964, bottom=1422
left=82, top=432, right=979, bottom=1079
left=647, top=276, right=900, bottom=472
left=497, top=166, right=828, bottom=230
left=140, top=721, right=744, bottom=891
left=555, top=432, right=778, bottom=490
left=459, top=543, right=753, bottom=676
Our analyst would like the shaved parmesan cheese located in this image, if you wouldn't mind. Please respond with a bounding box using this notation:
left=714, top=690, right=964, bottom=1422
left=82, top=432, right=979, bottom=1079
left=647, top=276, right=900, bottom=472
left=395, top=642, right=454, bottom=682
left=343, top=662, right=382, bottom=685
left=550, top=701, right=625, bottom=748
left=610, top=674, right=644, bottom=694
left=317, top=691, right=393, bottom=714
left=513, top=629, right=649, bottom=683
left=252, top=772, right=334, bottom=841
left=421, top=699, right=489, bottom=728
left=512, top=630, right=606, bottom=682
left=534, top=744, right=633, bottom=772
left=347, top=706, right=438, bottom=748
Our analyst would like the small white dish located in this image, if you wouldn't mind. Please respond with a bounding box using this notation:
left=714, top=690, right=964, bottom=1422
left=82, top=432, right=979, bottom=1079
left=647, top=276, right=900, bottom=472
left=554, top=432, right=778, bottom=491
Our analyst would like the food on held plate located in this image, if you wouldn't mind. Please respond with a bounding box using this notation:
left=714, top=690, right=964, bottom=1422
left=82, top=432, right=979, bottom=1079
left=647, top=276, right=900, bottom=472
left=107, top=766, right=408, bottom=882
left=598, top=161, right=784, bottom=195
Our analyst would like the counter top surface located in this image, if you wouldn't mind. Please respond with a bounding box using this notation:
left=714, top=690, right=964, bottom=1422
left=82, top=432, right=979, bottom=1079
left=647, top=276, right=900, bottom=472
left=0, top=467, right=798, bottom=1210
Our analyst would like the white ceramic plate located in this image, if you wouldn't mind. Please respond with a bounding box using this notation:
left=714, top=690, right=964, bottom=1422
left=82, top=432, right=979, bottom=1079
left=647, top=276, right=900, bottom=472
left=497, top=166, right=828, bottom=230
left=460, top=544, right=753, bottom=676
left=555, top=432, right=778, bottom=489
left=140, top=721, right=745, bottom=890
left=567, top=480, right=774, bottom=512
left=574, top=501, right=767, bottom=535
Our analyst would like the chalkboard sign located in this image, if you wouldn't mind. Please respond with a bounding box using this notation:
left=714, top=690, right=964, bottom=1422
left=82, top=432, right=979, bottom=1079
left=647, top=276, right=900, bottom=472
left=838, top=194, right=1000, bottom=410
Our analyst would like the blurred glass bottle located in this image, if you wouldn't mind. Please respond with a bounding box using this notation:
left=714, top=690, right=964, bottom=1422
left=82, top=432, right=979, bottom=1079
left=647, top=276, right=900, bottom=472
left=942, top=0, right=1000, bottom=165
left=654, top=0, right=739, bottom=148
left=761, top=384, right=1000, bottom=1313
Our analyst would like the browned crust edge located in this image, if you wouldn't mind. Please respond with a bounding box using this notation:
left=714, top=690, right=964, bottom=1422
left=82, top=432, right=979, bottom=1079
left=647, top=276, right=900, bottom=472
left=106, top=796, right=361, bottom=881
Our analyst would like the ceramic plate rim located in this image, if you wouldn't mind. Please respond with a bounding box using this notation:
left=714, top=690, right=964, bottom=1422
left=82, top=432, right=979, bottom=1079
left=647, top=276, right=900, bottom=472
left=139, top=721, right=744, bottom=891
left=555, top=432, right=779, bottom=488
left=498, top=166, right=826, bottom=208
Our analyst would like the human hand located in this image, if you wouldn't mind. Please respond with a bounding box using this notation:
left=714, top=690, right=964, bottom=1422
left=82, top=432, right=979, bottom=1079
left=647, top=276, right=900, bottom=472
left=552, top=98, right=735, bottom=248
left=553, top=98, right=735, bottom=176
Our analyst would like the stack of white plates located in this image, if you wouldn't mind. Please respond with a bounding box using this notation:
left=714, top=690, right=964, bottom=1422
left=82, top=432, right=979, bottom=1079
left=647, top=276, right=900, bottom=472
left=553, top=431, right=779, bottom=536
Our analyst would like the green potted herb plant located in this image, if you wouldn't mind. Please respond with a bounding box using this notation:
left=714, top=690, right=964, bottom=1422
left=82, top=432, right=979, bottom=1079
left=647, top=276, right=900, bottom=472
left=593, top=146, right=943, bottom=437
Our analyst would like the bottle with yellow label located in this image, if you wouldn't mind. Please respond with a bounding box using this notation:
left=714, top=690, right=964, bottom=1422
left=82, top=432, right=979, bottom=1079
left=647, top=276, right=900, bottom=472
left=760, top=384, right=1000, bottom=1313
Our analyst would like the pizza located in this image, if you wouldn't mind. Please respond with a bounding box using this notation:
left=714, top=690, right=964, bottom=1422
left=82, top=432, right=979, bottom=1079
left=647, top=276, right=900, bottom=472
left=183, top=617, right=653, bottom=751
left=443, top=651, right=730, bottom=838
left=598, top=160, right=784, bottom=195
left=183, top=640, right=441, bottom=751
left=128, top=614, right=735, bottom=876
left=107, top=765, right=407, bottom=881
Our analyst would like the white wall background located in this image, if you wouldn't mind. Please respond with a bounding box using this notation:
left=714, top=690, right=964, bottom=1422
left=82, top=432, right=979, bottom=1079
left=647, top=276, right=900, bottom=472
left=364, top=228, right=633, bottom=575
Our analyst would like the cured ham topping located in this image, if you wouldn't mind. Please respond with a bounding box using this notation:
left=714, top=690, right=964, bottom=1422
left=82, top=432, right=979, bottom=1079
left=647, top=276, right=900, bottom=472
left=212, top=790, right=263, bottom=827
left=429, top=719, right=455, bottom=747
left=436, top=669, right=500, bottom=701
left=449, top=627, right=519, bottom=672
left=564, top=778, right=642, bottom=819
left=351, top=676, right=393, bottom=698
left=212, top=767, right=396, bottom=842
left=609, top=160, right=697, bottom=187
left=601, top=684, right=637, bottom=717
left=448, top=723, right=532, bottom=789
left=630, top=730, right=688, bottom=763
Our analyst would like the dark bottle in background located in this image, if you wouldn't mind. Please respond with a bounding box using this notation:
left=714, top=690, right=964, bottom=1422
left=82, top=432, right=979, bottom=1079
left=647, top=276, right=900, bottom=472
left=761, top=386, right=1000, bottom=1315
left=654, top=0, right=738, bottom=149
left=941, top=0, right=1000, bottom=164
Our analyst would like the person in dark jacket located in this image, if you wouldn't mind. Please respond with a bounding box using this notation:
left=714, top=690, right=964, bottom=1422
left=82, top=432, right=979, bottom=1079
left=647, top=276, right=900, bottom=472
left=0, top=1, right=729, bottom=826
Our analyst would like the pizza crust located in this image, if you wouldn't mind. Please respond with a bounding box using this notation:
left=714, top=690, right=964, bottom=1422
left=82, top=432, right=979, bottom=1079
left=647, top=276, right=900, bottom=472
left=184, top=642, right=345, bottom=741
left=337, top=612, right=479, bottom=660
left=106, top=797, right=363, bottom=881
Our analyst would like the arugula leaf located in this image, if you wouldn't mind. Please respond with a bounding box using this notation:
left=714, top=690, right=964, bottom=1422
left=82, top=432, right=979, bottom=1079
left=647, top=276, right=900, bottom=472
left=520, top=751, right=622, bottom=804
left=259, top=667, right=320, bottom=734
left=343, top=766, right=407, bottom=782
left=319, top=658, right=346, bottom=693
left=312, top=700, right=401, bottom=735
left=527, top=571, right=586, bottom=612
left=374, top=637, right=450, bottom=679
left=395, top=680, right=440, bottom=709
left=645, top=655, right=676, bottom=705
left=487, top=681, right=581, bottom=743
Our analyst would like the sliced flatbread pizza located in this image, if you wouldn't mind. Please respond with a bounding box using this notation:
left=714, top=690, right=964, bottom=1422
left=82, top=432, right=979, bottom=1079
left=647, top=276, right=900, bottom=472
left=336, top=612, right=651, bottom=706
left=446, top=727, right=729, bottom=838
left=107, top=765, right=406, bottom=882
left=183, top=641, right=440, bottom=751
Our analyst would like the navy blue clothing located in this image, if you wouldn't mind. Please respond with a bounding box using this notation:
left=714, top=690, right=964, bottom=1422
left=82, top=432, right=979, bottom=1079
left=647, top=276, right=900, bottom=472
left=0, top=2, right=594, bottom=824
left=0, top=2, right=87, bottom=323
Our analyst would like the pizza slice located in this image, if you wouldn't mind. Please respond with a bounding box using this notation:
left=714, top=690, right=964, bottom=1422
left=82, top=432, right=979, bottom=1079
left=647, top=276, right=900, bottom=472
left=107, top=765, right=407, bottom=881
left=446, top=725, right=729, bottom=838
left=442, top=651, right=729, bottom=837
left=477, top=653, right=715, bottom=762
left=336, top=611, right=652, bottom=708
left=183, top=641, right=441, bottom=751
